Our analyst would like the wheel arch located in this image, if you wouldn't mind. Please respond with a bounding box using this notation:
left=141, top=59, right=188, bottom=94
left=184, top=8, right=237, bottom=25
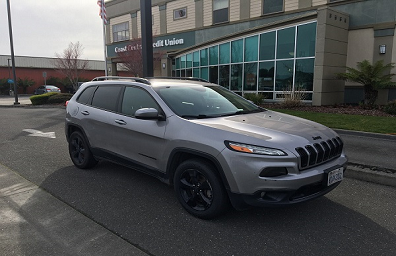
left=166, top=148, right=230, bottom=191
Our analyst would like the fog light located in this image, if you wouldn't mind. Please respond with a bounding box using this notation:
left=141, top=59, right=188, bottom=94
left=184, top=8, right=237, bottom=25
left=260, top=167, right=288, bottom=177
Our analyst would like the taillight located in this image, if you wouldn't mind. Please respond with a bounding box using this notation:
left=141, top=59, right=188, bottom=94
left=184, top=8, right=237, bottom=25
left=65, top=101, right=69, bottom=107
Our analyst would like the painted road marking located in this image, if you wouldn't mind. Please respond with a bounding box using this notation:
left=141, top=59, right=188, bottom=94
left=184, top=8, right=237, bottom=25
left=23, top=129, right=56, bottom=139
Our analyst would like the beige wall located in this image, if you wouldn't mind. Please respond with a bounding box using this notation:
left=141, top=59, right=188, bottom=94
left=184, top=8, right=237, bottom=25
left=312, top=0, right=327, bottom=6
left=230, top=0, right=240, bottom=22
left=346, top=29, right=374, bottom=69
left=250, top=0, right=261, bottom=18
left=167, top=0, right=196, bottom=33
left=285, top=0, right=299, bottom=12
left=203, top=0, right=213, bottom=27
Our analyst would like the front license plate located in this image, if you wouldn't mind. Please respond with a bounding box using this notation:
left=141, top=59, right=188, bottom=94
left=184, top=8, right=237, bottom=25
left=327, top=167, right=344, bottom=186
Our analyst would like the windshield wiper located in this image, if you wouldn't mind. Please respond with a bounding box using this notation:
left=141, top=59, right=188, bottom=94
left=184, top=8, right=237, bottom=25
left=181, top=114, right=209, bottom=119
left=234, top=108, right=266, bottom=115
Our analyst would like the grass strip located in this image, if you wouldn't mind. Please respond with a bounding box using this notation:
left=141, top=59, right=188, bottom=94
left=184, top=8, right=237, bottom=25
left=271, top=109, right=396, bottom=135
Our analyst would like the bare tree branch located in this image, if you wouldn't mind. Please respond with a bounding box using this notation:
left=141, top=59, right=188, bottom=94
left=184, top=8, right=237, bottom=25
left=54, top=42, right=89, bottom=91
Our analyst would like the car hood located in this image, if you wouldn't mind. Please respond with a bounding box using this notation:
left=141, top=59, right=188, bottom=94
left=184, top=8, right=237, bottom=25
left=191, top=110, right=338, bottom=145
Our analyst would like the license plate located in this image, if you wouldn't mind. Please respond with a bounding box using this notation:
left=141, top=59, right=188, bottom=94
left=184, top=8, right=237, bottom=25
left=327, top=167, right=344, bottom=186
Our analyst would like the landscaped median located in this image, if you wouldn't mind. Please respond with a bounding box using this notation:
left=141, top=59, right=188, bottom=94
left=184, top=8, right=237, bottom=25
left=30, top=92, right=73, bottom=106
left=266, top=106, right=396, bottom=135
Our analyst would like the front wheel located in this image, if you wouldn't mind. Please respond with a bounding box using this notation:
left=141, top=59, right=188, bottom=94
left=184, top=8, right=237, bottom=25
left=174, top=159, right=229, bottom=219
left=68, top=131, right=97, bottom=169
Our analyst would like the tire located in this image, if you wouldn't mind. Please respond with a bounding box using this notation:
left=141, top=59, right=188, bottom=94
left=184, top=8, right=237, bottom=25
left=68, top=131, right=98, bottom=169
left=174, top=159, right=229, bottom=219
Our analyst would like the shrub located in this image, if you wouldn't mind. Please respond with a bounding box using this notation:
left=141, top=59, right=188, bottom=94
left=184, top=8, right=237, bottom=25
left=243, top=93, right=265, bottom=105
left=384, top=100, right=396, bottom=115
left=281, top=85, right=307, bottom=108
left=47, top=93, right=73, bottom=104
left=30, top=92, right=59, bottom=105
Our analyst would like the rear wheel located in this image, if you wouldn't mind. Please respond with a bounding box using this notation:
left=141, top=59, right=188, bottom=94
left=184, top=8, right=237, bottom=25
left=174, top=159, right=229, bottom=219
left=68, top=131, right=97, bottom=169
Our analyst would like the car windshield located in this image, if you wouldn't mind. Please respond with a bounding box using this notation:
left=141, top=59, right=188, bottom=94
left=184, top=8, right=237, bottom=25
left=156, top=85, right=264, bottom=118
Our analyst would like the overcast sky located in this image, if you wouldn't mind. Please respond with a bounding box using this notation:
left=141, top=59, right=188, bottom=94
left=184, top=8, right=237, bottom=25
left=0, top=0, right=107, bottom=61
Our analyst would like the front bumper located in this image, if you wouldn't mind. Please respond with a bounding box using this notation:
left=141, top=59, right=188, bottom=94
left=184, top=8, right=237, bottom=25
left=227, top=164, right=347, bottom=210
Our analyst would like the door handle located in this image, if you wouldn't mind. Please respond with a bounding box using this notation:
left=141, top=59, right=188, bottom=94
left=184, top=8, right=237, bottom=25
left=115, top=119, right=127, bottom=125
left=81, top=110, right=89, bottom=115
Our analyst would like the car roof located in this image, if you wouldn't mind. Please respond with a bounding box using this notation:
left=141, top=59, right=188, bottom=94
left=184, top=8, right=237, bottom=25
left=89, top=76, right=215, bottom=88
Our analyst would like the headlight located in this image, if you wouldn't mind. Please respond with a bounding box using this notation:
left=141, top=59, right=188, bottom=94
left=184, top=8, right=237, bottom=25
left=225, top=141, right=287, bottom=156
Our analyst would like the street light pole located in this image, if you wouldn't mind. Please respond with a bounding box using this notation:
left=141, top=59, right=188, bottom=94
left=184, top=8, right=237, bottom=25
left=6, top=0, right=19, bottom=105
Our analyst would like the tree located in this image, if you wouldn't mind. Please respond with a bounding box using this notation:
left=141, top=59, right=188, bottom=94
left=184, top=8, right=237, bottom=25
left=54, top=42, right=89, bottom=92
left=337, top=60, right=396, bottom=106
left=17, top=77, right=35, bottom=94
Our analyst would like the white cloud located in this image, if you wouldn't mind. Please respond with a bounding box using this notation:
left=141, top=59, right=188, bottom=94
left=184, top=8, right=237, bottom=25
left=0, top=0, right=106, bottom=60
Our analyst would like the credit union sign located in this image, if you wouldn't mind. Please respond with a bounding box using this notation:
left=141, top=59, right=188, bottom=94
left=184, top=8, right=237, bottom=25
left=108, top=31, right=195, bottom=58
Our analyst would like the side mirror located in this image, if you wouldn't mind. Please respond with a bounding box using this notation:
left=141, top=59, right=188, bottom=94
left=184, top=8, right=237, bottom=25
left=135, top=108, right=165, bottom=121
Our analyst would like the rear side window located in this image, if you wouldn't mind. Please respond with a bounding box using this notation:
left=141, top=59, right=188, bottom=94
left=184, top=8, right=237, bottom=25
left=77, top=86, right=96, bottom=105
left=92, top=86, right=122, bottom=112
left=121, top=87, right=159, bottom=116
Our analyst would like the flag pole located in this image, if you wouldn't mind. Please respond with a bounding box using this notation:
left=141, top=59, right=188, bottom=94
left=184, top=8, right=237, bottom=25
left=102, top=22, right=108, bottom=76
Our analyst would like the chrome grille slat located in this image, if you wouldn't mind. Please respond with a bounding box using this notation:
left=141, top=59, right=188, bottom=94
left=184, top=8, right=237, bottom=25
left=295, top=137, right=343, bottom=170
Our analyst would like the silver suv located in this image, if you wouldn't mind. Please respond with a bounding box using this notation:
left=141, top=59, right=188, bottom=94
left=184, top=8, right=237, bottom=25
left=65, top=77, right=347, bottom=219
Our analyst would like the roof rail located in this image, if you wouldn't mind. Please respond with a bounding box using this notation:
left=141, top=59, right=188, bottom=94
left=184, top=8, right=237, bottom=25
left=91, top=76, right=151, bottom=85
left=145, top=77, right=209, bottom=83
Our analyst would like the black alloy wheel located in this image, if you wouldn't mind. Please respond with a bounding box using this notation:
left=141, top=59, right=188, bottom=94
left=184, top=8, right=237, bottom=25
left=174, top=159, right=229, bottom=219
left=69, top=131, right=97, bottom=169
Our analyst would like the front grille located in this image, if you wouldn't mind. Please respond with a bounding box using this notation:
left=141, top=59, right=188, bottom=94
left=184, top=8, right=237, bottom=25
left=295, top=137, right=343, bottom=170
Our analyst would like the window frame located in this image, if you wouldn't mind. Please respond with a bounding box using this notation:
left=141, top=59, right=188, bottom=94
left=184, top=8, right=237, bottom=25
left=213, top=0, right=229, bottom=24
left=262, top=0, right=284, bottom=16
left=112, top=22, right=130, bottom=42
left=173, top=7, right=187, bottom=20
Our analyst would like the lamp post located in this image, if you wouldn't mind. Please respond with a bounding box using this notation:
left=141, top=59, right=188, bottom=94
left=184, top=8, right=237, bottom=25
left=6, top=0, right=19, bottom=105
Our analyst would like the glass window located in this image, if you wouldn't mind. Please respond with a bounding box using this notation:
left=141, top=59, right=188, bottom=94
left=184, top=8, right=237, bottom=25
left=186, top=53, right=193, bottom=68
left=245, top=36, right=259, bottom=62
left=175, top=57, right=181, bottom=69
left=231, top=64, right=243, bottom=91
left=277, top=27, right=295, bottom=59
left=186, top=69, right=193, bottom=77
left=296, top=22, right=317, bottom=58
left=121, top=87, right=159, bottom=116
left=92, top=86, right=122, bottom=111
left=213, top=0, right=229, bottom=24
left=244, top=63, right=257, bottom=91
left=231, top=39, right=243, bottom=63
left=200, top=49, right=208, bottom=66
left=176, top=70, right=180, bottom=77
left=258, top=62, right=275, bottom=91
left=209, top=66, right=219, bottom=83
left=174, top=7, right=187, bottom=20
left=260, top=31, right=276, bottom=60
left=209, top=46, right=219, bottom=65
left=219, top=65, right=230, bottom=89
left=275, top=60, right=294, bottom=91
left=77, top=86, right=96, bottom=105
left=181, top=55, right=186, bottom=69
left=112, top=22, right=129, bottom=42
left=263, top=0, right=284, bottom=15
left=193, top=68, right=199, bottom=78
left=200, top=67, right=209, bottom=81
left=219, top=43, right=230, bottom=64
left=295, top=58, right=314, bottom=91
left=193, top=51, right=200, bottom=67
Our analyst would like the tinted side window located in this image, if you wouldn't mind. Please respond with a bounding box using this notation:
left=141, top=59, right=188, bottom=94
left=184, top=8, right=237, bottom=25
left=77, top=86, right=96, bottom=105
left=92, top=86, right=122, bottom=111
left=121, top=87, right=159, bottom=116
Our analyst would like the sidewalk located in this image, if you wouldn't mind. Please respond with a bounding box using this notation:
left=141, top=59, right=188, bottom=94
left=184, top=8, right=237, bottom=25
left=0, top=95, right=32, bottom=106
left=0, top=163, right=148, bottom=256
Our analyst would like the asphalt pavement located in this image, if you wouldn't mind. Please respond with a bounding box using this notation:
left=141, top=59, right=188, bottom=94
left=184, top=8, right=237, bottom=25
left=0, top=95, right=395, bottom=255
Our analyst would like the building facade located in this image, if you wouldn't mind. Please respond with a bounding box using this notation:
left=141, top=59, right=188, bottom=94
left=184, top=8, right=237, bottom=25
left=105, top=0, right=396, bottom=105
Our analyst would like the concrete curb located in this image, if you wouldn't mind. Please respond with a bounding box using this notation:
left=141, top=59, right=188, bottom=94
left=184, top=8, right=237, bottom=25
left=345, top=164, right=396, bottom=188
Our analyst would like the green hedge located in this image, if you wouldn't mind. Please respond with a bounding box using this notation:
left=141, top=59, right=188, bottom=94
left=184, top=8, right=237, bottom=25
left=384, top=100, right=396, bottom=115
left=30, top=92, right=72, bottom=105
